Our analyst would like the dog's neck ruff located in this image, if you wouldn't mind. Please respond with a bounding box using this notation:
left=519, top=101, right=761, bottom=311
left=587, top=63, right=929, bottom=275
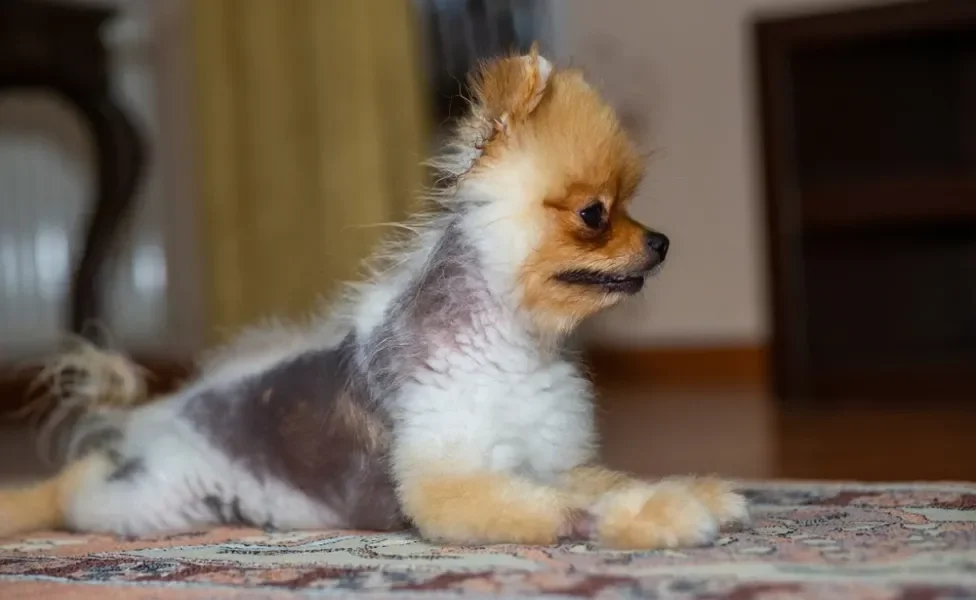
left=353, top=214, right=557, bottom=407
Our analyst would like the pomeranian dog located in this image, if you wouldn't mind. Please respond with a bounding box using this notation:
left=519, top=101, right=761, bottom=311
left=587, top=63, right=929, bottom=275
left=0, top=48, right=747, bottom=549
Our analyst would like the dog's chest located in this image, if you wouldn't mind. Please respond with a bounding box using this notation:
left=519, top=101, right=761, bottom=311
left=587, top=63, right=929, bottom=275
left=482, top=389, right=587, bottom=477
left=403, top=339, right=595, bottom=478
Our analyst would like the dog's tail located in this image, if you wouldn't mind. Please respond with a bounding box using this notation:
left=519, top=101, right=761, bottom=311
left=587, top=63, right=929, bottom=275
left=1, top=341, right=151, bottom=537
left=14, top=339, right=152, bottom=464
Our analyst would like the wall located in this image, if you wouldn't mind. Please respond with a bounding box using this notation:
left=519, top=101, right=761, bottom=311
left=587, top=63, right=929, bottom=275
left=559, top=0, right=906, bottom=348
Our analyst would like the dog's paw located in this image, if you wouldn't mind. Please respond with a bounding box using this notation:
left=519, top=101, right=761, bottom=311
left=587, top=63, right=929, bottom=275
left=590, top=482, right=719, bottom=550
left=678, top=476, right=750, bottom=529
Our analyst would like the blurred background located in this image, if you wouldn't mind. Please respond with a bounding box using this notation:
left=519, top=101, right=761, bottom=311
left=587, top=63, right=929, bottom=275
left=1, top=0, right=974, bottom=485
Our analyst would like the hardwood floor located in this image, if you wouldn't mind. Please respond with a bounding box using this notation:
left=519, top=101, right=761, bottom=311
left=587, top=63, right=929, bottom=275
left=776, top=402, right=976, bottom=482
left=598, top=383, right=976, bottom=483
left=0, top=424, right=55, bottom=487
left=597, top=384, right=777, bottom=480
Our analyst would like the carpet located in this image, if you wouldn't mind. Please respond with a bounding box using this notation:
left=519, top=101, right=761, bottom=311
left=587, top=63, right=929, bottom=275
left=2, top=482, right=976, bottom=599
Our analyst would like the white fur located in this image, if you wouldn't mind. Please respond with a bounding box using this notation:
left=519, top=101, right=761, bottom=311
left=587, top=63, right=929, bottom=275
left=462, top=159, right=548, bottom=286
left=392, top=314, right=596, bottom=482
left=529, top=54, right=553, bottom=86
left=67, top=399, right=343, bottom=534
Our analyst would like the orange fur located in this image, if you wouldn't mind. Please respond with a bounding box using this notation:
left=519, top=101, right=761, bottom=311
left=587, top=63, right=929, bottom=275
left=672, top=476, right=751, bottom=525
left=561, top=467, right=749, bottom=549
left=564, top=465, right=633, bottom=500
left=399, top=471, right=577, bottom=545
left=586, top=476, right=748, bottom=550
left=398, top=465, right=746, bottom=548
left=0, top=454, right=109, bottom=538
left=460, top=49, right=653, bottom=335
left=596, top=483, right=717, bottom=550
left=468, top=43, right=550, bottom=127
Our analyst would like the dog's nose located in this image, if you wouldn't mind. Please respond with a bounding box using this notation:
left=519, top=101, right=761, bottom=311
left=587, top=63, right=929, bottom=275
left=645, top=231, right=670, bottom=261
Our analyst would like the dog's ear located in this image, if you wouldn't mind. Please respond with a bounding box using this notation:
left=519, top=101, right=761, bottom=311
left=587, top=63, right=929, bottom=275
left=469, top=43, right=553, bottom=136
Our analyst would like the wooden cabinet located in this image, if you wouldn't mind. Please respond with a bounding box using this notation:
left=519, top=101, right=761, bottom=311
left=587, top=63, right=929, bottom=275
left=755, top=0, right=976, bottom=401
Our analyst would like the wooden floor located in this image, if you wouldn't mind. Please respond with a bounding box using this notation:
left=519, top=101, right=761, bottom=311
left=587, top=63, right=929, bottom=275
left=2, top=382, right=975, bottom=485
left=598, top=383, right=976, bottom=483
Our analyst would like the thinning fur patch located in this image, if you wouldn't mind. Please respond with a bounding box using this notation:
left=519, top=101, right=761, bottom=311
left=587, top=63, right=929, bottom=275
left=184, top=337, right=403, bottom=531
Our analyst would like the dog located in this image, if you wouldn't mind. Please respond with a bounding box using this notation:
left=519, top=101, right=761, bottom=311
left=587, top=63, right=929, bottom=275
left=0, top=48, right=747, bottom=548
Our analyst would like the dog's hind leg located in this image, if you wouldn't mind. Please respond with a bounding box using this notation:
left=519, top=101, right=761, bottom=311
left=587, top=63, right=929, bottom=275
left=0, top=444, right=235, bottom=539
left=0, top=454, right=114, bottom=537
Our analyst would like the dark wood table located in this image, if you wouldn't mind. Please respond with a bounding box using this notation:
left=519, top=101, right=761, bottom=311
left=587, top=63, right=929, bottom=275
left=0, top=0, right=146, bottom=340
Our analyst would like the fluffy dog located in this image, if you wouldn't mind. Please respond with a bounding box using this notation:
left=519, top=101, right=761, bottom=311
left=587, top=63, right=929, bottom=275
left=0, top=48, right=747, bottom=548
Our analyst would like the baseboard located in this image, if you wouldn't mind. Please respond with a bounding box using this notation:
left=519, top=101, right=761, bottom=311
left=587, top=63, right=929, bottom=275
left=584, top=344, right=770, bottom=387
left=0, top=356, right=193, bottom=418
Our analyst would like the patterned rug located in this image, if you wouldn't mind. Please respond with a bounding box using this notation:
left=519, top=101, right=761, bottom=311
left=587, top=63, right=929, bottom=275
left=2, top=482, right=976, bottom=599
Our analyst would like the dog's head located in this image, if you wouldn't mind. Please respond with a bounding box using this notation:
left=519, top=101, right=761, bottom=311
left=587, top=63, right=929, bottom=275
left=446, top=46, right=667, bottom=336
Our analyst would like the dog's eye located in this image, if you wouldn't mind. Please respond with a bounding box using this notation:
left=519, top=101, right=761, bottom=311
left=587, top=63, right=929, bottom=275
left=578, top=201, right=606, bottom=230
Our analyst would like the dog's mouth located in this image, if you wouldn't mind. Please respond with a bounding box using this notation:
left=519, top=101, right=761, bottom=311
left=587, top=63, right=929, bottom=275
left=554, top=269, right=650, bottom=295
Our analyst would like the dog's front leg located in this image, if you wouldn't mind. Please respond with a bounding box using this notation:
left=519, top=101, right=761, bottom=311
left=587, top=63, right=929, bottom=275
left=560, top=466, right=749, bottom=549
left=396, top=467, right=588, bottom=546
